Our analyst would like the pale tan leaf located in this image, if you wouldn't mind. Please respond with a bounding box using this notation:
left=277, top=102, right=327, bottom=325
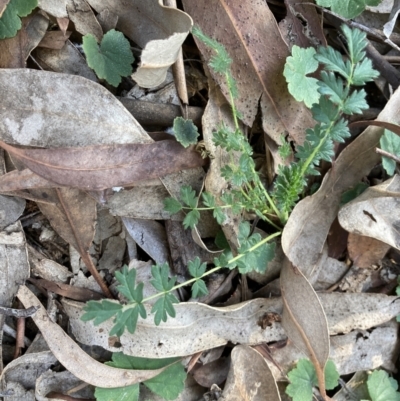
left=339, top=175, right=400, bottom=250
left=222, top=345, right=281, bottom=401
left=63, top=292, right=400, bottom=358
left=17, top=285, right=168, bottom=388
left=85, top=0, right=193, bottom=88
left=281, top=79, right=400, bottom=280
left=280, top=258, right=329, bottom=397
left=0, top=0, right=9, bottom=18
left=0, top=69, right=151, bottom=147
left=182, top=0, right=313, bottom=143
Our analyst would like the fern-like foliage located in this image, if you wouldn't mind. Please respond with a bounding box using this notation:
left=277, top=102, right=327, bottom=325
left=274, top=25, right=379, bottom=219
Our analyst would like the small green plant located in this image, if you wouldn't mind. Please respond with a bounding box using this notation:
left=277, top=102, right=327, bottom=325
left=82, top=29, right=134, bottom=87
left=285, top=359, right=339, bottom=401
left=315, top=0, right=381, bottom=19
left=0, top=0, right=37, bottom=39
left=94, top=353, right=186, bottom=401
left=364, top=369, right=400, bottom=401
left=82, top=24, right=378, bottom=384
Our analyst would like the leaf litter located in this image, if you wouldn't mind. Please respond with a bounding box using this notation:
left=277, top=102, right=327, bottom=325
left=0, top=1, right=399, bottom=400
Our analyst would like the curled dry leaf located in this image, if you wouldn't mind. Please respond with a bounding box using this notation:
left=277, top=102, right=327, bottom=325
left=339, top=175, right=400, bottom=250
left=0, top=69, right=151, bottom=147
left=85, top=0, right=193, bottom=88
left=63, top=292, right=400, bottom=358
left=0, top=140, right=207, bottom=191
left=182, top=0, right=313, bottom=143
left=222, top=345, right=281, bottom=401
left=17, top=285, right=168, bottom=388
left=0, top=168, right=59, bottom=192
left=281, top=77, right=400, bottom=281
left=280, top=258, right=330, bottom=397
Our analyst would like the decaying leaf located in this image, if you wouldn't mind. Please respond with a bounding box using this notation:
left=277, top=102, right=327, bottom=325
left=339, top=175, right=400, bottom=250
left=0, top=69, right=151, bottom=147
left=85, top=0, right=193, bottom=88
left=17, top=285, right=168, bottom=388
left=0, top=140, right=207, bottom=191
left=182, top=0, right=314, bottom=144
left=63, top=292, right=400, bottom=358
left=280, top=258, right=330, bottom=397
left=222, top=345, right=281, bottom=401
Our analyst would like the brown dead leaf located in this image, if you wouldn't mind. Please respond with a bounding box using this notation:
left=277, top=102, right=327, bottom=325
left=339, top=175, right=400, bottom=250
left=38, top=30, right=72, bottom=49
left=0, top=13, right=48, bottom=68
left=348, top=233, right=390, bottom=268
left=182, top=0, right=313, bottom=144
left=86, top=0, right=193, bottom=88
left=222, top=345, right=281, bottom=401
left=17, top=285, right=168, bottom=388
left=280, top=258, right=330, bottom=398
left=0, top=168, right=59, bottom=192
left=281, top=84, right=400, bottom=281
left=0, top=69, right=150, bottom=147
left=0, top=140, right=207, bottom=191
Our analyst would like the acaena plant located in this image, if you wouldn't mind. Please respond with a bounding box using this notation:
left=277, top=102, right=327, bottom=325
left=81, top=24, right=378, bottom=338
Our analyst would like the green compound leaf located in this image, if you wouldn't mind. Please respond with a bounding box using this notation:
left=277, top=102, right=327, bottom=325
left=96, top=353, right=186, bottom=401
left=380, top=129, right=400, bottom=176
left=188, top=257, right=207, bottom=279
left=213, top=207, right=226, bottom=224
left=164, top=197, right=183, bottom=214
left=183, top=209, right=200, bottom=229
left=315, top=0, right=380, bottom=19
left=173, top=117, right=199, bottom=148
left=366, top=370, right=400, bottom=401
left=283, top=46, right=320, bottom=108
left=115, top=265, right=143, bottom=303
left=191, top=279, right=208, bottom=298
left=180, top=185, right=198, bottom=208
left=152, top=294, right=179, bottom=325
left=82, top=29, right=133, bottom=87
left=0, top=0, right=37, bottom=39
left=315, top=46, right=351, bottom=80
left=109, top=304, right=146, bottom=337
left=81, top=300, right=123, bottom=325
left=202, top=192, right=216, bottom=208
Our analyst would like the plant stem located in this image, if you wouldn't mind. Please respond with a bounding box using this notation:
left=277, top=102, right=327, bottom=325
left=142, top=230, right=282, bottom=304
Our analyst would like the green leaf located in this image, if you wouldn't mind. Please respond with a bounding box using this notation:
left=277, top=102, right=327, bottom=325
left=324, top=360, right=340, bottom=390
left=342, top=89, right=368, bottom=114
left=202, top=192, right=216, bottom=208
left=81, top=300, right=123, bottom=325
left=213, top=207, right=226, bottom=224
left=367, top=370, right=400, bottom=401
left=173, top=117, right=199, bottom=148
left=95, top=384, right=139, bottom=401
left=283, top=46, right=320, bottom=108
left=315, top=46, right=351, bottom=80
left=96, top=353, right=186, bottom=401
left=191, top=279, right=208, bottom=298
left=380, top=129, right=400, bottom=176
left=109, top=305, right=144, bottom=337
left=278, top=135, right=292, bottom=159
left=188, top=257, right=207, bottom=279
left=352, top=58, right=380, bottom=85
left=115, top=265, right=143, bottom=303
left=340, top=182, right=369, bottom=206
left=318, top=72, right=347, bottom=105
left=151, top=294, right=179, bottom=325
left=164, top=197, right=183, bottom=214
left=82, top=29, right=133, bottom=87
left=180, top=185, right=198, bottom=208
left=286, top=359, right=317, bottom=401
left=150, top=263, right=176, bottom=292
left=0, top=0, right=37, bottom=39
left=183, top=209, right=200, bottom=229
left=315, top=0, right=380, bottom=19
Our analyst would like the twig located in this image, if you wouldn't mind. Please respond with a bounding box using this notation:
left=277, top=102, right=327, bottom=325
left=0, top=305, right=39, bottom=318
left=376, top=147, right=400, bottom=164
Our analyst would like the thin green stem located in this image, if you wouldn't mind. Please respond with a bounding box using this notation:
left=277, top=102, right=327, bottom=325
left=142, top=231, right=282, bottom=304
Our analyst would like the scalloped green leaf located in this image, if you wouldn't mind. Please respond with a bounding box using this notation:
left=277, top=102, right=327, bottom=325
left=173, top=117, right=199, bottom=148
left=0, top=0, right=37, bottom=39
left=83, top=29, right=134, bottom=87
left=316, top=0, right=381, bottom=19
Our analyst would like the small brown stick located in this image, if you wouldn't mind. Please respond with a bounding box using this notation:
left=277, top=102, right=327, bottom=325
left=376, top=147, right=400, bottom=164
left=163, top=0, right=189, bottom=107
left=0, top=305, right=39, bottom=318
left=13, top=316, right=25, bottom=359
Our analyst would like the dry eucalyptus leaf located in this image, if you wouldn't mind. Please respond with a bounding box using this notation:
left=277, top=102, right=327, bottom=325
left=17, top=285, right=169, bottom=388
left=85, top=0, right=193, bottom=87
left=339, top=175, right=400, bottom=250
left=182, top=0, right=313, bottom=144
left=63, top=292, right=400, bottom=358
left=222, top=346, right=281, bottom=401
left=0, top=69, right=151, bottom=147
left=280, top=258, right=329, bottom=395
left=281, top=78, right=400, bottom=281
left=35, top=40, right=98, bottom=81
